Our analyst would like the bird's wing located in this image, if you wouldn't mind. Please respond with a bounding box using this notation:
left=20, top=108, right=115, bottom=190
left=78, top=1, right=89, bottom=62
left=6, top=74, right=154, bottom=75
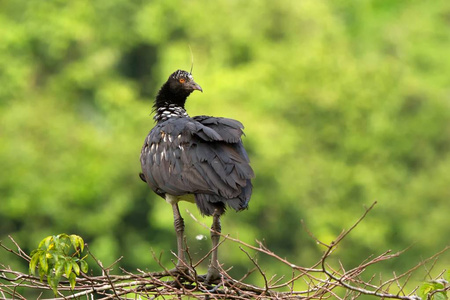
left=193, top=115, right=245, bottom=143
left=140, top=117, right=254, bottom=201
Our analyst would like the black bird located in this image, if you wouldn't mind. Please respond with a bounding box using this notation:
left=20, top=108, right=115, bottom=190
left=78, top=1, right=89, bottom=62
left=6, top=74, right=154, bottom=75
left=140, top=70, right=254, bottom=282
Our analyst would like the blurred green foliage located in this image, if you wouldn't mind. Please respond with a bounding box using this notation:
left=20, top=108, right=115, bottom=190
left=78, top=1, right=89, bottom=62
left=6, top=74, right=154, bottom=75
left=1, top=0, right=449, bottom=295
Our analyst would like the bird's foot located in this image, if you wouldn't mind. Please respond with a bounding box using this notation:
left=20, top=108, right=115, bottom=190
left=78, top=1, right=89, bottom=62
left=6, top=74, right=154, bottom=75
left=202, top=267, right=222, bottom=284
left=166, top=265, right=195, bottom=281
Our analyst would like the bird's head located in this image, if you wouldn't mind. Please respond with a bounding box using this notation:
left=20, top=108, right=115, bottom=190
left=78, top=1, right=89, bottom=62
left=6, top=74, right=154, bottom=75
left=168, top=70, right=203, bottom=94
left=155, top=70, right=202, bottom=109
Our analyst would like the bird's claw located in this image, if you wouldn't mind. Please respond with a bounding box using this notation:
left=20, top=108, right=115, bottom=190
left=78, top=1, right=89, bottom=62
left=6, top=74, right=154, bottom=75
left=203, top=268, right=222, bottom=284
left=166, top=265, right=195, bottom=281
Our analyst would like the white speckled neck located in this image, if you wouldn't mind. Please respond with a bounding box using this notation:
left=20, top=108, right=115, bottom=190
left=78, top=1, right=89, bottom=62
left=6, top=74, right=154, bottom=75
left=154, top=103, right=189, bottom=122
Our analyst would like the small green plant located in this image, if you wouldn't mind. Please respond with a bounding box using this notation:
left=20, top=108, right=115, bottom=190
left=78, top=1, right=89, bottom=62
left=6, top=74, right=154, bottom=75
left=29, top=234, right=88, bottom=295
left=419, top=270, right=448, bottom=300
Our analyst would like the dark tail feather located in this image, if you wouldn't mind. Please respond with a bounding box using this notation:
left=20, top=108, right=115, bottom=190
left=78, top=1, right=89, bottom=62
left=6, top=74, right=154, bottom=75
left=195, top=194, right=226, bottom=216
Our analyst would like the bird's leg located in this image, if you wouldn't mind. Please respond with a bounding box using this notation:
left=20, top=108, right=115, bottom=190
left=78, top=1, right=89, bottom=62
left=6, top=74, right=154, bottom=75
left=206, top=210, right=222, bottom=283
left=171, top=203, right=189, bottom=275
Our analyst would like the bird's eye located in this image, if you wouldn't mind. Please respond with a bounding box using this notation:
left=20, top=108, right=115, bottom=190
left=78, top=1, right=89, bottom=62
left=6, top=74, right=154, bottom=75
left=179, top=78, right=186, bottom=83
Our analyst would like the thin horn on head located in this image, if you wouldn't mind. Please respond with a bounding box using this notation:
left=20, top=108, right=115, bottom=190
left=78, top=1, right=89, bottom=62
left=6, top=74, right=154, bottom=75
left=188, top=45, right=194, bottom=74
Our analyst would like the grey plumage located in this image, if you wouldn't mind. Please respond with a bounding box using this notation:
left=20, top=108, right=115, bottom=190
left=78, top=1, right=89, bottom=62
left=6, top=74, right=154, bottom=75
left=140, top=115, right=253, bottom=216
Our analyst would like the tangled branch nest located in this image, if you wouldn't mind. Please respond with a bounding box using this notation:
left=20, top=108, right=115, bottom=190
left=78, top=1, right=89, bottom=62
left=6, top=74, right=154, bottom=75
left=1, top=202, right=448, bottom=299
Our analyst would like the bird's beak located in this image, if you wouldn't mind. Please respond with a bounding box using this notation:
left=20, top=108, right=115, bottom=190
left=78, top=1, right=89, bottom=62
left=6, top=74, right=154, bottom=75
left=191, top=81, right=203, bottom=93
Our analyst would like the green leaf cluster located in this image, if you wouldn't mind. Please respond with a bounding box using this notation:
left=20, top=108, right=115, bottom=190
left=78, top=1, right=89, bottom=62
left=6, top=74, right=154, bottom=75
left=419, top=271, right=449, bottom=300
left=419, top=281, right=448, bottom=300
left=29, top=234, right=88, bottom=295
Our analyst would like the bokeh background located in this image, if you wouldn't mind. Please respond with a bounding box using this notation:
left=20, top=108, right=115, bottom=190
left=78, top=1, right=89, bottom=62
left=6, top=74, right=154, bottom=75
left=1, top=0, right=449, bottom=296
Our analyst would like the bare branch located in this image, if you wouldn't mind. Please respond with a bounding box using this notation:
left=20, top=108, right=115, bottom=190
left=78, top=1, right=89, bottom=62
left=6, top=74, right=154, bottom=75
left=1, top=203, right=448, bottom=299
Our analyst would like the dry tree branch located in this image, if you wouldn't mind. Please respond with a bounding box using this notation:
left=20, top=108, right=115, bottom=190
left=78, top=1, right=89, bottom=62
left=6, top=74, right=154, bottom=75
left=0, top=236, right=31, bottom=262
left=1, top=202, right=448, bottom=299
left=86, top=245, right=122, bottom=298
left=239, top=246, right=270, bottom=294
left=186, top=209, right=323, bottom=274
